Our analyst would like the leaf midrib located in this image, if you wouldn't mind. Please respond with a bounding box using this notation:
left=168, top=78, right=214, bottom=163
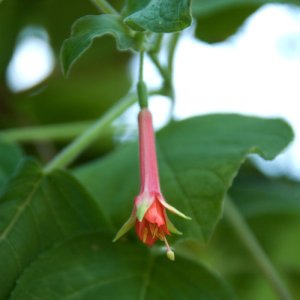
left=0, top=176, right=42, bottom=242
left=138, top=254, right=155, bottom=300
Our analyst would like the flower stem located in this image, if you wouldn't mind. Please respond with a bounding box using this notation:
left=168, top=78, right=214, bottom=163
left=92, top=0, right=118, bottom=14
left=139, top=51, right=145, bottom=82
left=225, top=196, right=293, bottom=300
left=44, top=92, right=137, bottom=173
left=137, top=51, right=148, bottom=108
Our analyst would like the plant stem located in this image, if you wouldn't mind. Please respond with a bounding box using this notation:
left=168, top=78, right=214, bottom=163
left=167, top=32, right=180, bottom=118
left=148, top=50, right=175, bottom=120
left=148, top=52, right=171, bottom=85
left=0, top=121, right=92, bottom=143
left=44, top=93, right=137, bottom=173
left=168, top=32, right=180, bottom=74
left=137, top=51, right=148, bottom=108
left=151, top=34, right=163, bottom=54
left=92, top=0, right=118, bottom=14
left=225, top=197, right=293, bottom=300
left=44, top=89, right=161, bottom=173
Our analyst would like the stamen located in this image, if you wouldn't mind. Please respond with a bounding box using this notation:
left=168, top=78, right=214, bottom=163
left=149, top=224, right=158, bottom=238
left=143, top=228, right=148, bottom=243
left=153, top=226, right=158, bottom=238
left=149, top=223, right=154, bottom=236
left=157, top=232, right=164, bottom=241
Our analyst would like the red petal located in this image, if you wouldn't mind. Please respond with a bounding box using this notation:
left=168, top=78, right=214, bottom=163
left=144, top=198, right=166, bottom=227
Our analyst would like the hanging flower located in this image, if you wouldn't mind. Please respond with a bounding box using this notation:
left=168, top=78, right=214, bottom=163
left=113, top=108, right=190, bottom=260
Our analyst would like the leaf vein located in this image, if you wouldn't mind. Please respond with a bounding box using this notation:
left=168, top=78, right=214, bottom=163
left=40, top=183, right=69, bottom=237
left=5, top=238, right=23, bottom=273
left=138, top=255, right=155, bottom=300
left=63, top=274, right=139, bottom=300
left=0, top=176, right=42, bottom=242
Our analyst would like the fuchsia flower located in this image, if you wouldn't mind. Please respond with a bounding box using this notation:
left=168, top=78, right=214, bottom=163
left=113, top=108, right=190, bottom=260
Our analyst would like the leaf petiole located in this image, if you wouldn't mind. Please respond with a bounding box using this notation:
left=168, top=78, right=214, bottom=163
left=148, top=33, right=180, bottom=103
left=167, top=32, right=180, bottom=74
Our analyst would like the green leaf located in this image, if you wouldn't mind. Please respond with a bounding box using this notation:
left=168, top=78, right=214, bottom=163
left=194, top=5, right=258, bottom=43
left=229, top=163, right=300, bottom=217
left=60, top=14, right=136, bottom=76
left=10, top=233, right=236, bottom=300
left=178, top=216, right=300, bottom=300
left=122, top=0, right=150, bottom=17
left=124, top=0, right=192, bottom=33
left=0, top=142, right=22, bottom=191
left=192, top=0, right=300, bottom=43
left=0, top=160, right=106, bottom=299
left=75, top=114, right=293, bottom=243
left=176, top=163, right=300, bottom=299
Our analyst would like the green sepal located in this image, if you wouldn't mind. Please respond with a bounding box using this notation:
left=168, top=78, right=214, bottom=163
left=113, top=213, right=135, bottom=242
left=166, top=217, right=182, bottom=235
left=136, top=199, right=152, bottom=221
left=161, top=200, right=192, bottom=220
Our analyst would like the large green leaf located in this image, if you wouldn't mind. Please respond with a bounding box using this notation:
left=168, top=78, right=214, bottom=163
left=0, top=142, right=22, bottom=191
left=176, top=164, right=300, bottom=299
left=192, top=0, right=300, bottom=43
left=229, top=163, right=300, bottom=217
left=0, top=160, right=106, bottom=299
left=61, top=14, right=137, bottom=76
left=124, top=0, right=192, bottom=32
left=75, top=114, right=293, bottom=244
left=10, top=233, right=236, bottom=300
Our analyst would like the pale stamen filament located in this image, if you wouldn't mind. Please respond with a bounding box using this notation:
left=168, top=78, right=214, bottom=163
left=163, top=235, right=171, bottom=252
left=157, top=232, right=164, bottom=241
left=149, top=223, right=158, bottom=238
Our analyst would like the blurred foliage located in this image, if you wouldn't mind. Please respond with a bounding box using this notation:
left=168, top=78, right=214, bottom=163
left=0, top=0, right=131, bottom=158
left=176, top=161, right=300, bottom=300
left=0, top=0, right=131, bottom=127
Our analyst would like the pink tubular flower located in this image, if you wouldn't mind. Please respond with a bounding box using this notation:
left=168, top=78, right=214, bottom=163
left=113, top=108, right=190, bottom=260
